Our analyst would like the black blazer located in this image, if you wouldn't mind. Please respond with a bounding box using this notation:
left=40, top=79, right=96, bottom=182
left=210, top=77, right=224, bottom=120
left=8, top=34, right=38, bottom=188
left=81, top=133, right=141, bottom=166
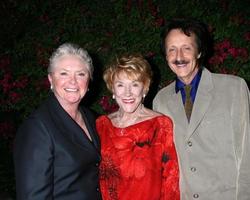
left=14, top=93, right=102, bottom=200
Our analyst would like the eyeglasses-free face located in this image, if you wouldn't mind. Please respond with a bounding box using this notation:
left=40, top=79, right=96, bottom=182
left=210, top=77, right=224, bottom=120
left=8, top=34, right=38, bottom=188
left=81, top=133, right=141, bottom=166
left=165, top=29, right=201, bottom=85
left=48, top=55, right=90, bottom=109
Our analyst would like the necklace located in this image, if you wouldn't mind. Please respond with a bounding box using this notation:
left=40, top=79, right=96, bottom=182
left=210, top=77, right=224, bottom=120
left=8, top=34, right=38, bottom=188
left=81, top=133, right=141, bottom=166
left=116, top=115, right=143, bottom=136
left=114, top=104, right=145, bottom=136
left=116, top=115, right=140, bottom=128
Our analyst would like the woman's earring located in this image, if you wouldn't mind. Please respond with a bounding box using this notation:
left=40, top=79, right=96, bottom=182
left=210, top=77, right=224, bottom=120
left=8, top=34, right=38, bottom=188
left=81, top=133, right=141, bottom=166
left=112, top=94, right=115, bottom=99
left=142, top=94, right=146, bottom=103
left=50, top=85, right=53, bottom=90
left=197, top=53, right=201, bottom=59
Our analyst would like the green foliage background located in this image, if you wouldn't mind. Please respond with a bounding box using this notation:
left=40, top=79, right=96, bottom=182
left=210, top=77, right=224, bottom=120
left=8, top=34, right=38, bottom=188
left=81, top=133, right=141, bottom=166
left=0, top=0, right=249, bottom=198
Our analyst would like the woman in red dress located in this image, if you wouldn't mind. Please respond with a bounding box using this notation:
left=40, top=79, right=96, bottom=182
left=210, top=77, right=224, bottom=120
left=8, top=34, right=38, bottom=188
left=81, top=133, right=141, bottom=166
left=96, top=53, right=180, bottom=200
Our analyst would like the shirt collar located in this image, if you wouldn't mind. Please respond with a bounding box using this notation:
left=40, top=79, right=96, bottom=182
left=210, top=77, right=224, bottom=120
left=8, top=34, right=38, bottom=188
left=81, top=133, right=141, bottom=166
left=175, top=69, right=202, bottom=93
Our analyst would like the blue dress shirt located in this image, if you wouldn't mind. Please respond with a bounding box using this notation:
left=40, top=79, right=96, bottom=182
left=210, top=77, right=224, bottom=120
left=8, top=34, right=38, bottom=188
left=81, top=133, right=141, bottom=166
left=175, top=70, right=202, bottom=105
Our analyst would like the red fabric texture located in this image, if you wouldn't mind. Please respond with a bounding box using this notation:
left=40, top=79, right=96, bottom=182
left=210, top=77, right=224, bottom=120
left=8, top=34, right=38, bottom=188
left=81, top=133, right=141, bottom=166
left=96, top=115, right=180, bottom=200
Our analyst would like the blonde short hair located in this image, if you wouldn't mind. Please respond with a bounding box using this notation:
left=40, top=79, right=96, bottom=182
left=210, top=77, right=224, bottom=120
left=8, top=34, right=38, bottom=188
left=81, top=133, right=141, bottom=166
left=103, top=53, right=152, bottom=93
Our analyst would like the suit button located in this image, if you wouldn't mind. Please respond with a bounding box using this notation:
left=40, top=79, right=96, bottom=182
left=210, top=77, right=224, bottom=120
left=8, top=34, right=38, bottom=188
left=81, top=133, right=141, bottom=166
left=187, top=141, right=192, bottom=146
left=191, top=167, right=196, bottom=172
left=193, top=193, right=199, bottom=198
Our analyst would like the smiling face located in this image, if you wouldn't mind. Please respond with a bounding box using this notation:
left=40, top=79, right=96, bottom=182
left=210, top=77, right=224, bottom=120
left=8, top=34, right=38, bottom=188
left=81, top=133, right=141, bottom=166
left=165, top=29, right=201, bottom=84
left=112, top=72, right=145, bottom=114
left=48, top=55, right=90, bottom=109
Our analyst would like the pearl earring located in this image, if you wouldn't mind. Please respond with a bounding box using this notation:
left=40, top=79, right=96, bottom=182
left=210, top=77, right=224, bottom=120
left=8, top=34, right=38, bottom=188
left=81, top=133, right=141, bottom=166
left=112, top=94, right=115, bottom=99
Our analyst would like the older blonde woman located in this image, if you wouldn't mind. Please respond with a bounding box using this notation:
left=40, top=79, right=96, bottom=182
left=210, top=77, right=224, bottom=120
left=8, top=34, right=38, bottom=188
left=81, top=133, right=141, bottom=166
left=96, top=53, right=180, bottom=200
left=14, top=43, right=102, bottom=200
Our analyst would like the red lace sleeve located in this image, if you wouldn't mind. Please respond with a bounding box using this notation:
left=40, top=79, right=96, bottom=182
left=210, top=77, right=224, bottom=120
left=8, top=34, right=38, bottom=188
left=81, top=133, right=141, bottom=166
left=159, top=116, right=180, bottom=200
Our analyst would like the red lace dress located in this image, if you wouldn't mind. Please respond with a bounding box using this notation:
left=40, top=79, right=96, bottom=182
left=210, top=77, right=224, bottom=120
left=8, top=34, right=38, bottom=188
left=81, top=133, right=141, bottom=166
left=96, top=115, right=180, bottom=200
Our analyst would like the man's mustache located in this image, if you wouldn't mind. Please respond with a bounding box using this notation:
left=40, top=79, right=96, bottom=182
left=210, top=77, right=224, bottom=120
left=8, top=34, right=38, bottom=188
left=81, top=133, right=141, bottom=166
left=173, top=60, right=189, bottom=65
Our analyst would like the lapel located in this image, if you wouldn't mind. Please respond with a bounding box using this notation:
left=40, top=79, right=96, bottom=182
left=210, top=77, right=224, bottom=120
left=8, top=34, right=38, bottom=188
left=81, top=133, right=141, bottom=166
left=80, top=107, right=100, bottom=151
left=47, top=93, right=100, bottom=155
left=187, top=68, right=214, bottom=138
left=166, top=68, right=214, bottom=139
left=166, top=82, right=189, bottom=134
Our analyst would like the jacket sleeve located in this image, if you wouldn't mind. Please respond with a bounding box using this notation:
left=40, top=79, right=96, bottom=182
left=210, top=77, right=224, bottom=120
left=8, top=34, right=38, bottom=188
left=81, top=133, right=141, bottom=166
left=236, top=79, right=250, bottom=200
left=160, top=117, right=180, bottom=200
left=14, top=117, right=54, bottom=200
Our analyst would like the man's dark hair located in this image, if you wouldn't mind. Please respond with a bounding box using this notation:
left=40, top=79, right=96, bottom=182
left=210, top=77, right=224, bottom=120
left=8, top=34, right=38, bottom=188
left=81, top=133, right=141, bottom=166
left=160, top=18, right=212, bottom=66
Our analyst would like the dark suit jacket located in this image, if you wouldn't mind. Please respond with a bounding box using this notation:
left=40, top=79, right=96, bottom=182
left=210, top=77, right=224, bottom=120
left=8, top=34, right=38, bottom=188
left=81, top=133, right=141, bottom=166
left=14, top=93, right=102, bottom=200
